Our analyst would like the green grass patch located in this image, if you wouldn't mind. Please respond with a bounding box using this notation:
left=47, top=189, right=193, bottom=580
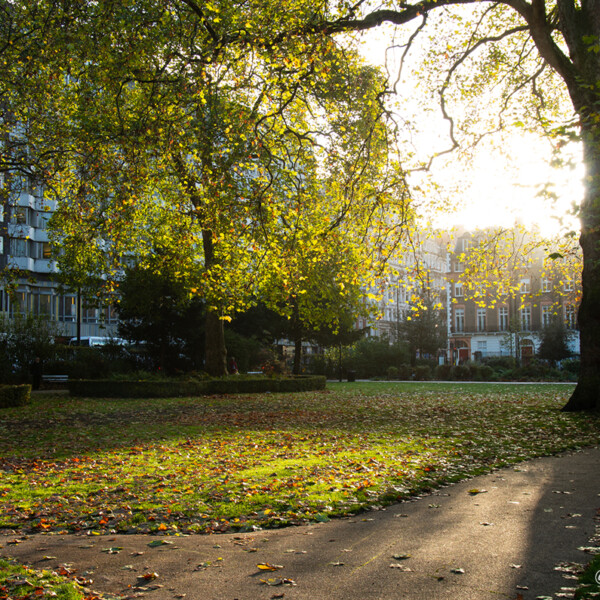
left=0, top=557, right=104, bottom=599
left=575, top=553, right=600, bottom=599
left=0, top=383, right=598, bottom=534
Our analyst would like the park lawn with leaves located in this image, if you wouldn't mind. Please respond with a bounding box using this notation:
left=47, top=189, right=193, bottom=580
left=0, top=556, right=120, bottom=600
left=0, top=382, right=599, bottom=536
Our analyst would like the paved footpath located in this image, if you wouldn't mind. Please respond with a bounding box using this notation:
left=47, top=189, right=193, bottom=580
left=2, top=447, right=599, bottom=600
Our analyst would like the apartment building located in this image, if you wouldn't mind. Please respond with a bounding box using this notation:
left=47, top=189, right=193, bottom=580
left=0, top=177, right=119, bottom=339
left=447, top=230, right=580, bottom=363
left=365, top=231, right=449, bottom=344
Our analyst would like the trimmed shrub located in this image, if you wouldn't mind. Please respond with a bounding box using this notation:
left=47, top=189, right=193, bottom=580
left=0, top=385, right=31, bottom=408
left=414, top=365, right=431, bottom=381
left=386, top=366, right=399, bottom=379
left=68, top=375, right=326, bottom=398
left=398, top=364, right=412, bottom=380
left=435, top=364, right=453, bottom=381
left=478, top=365, right=495, bottom=381
left=453, top=364, right=471, bottom=380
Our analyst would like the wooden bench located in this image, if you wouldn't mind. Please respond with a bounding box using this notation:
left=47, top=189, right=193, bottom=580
left=42, top=374, right=69, bottom=384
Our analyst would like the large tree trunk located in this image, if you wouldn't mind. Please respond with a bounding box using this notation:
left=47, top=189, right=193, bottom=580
left=562, top=121, right=600, bottom=411
left=204, top=308, right=227, bottom=377
left=293, top=336, right=303, bottom=375
left=202, top=229, right=228, bottom=377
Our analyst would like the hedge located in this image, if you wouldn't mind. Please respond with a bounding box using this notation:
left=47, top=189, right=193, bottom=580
left=0, top=385, right=31, bottom=408
left=67, top=375, right=327, bottom=398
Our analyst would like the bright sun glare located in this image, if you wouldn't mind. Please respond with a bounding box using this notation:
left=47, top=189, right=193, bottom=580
left=358, top=25, right=584, bottom=238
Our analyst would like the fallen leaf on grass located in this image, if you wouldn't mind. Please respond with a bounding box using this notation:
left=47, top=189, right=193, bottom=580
left=451, top=568, right=465, bottom=574
left=390, top=564, right=412, bottom=571
left=102, top=547, right=123, bottom=554
left=329, top=561, right=344, bottom=567
left=392, top=553, right=411, bottom=560
left=468, top=489, right=487, bottom=495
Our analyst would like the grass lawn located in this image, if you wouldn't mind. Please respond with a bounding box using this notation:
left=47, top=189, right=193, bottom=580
left=0, top=381, right=599, bottom=536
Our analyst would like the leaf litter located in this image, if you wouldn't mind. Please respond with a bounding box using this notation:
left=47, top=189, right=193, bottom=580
left=0, top=384, right=598, bottom=536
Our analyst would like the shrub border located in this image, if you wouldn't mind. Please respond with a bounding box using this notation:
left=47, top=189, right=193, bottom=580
left=0, top=385, right=31, bottom=408
left=67, top=375, right=326, bottom=398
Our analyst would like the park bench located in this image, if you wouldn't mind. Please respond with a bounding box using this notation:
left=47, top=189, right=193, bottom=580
left=42, top=374, right=69, bottom=384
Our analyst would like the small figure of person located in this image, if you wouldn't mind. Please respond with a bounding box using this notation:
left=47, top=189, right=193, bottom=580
left=228, top=356, right=238, bottom=375
left=31, top=356, right=43, bottom=390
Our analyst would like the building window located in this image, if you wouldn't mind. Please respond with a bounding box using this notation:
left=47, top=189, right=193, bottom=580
left=542, top=278, right=551, bottom=293
left=82, top=305, right=98, bottom=324
left=563, top=280, right=574, bottom=292
left=9, top=291, right=28, bottom=315
left=477, top=308, right=487, bottom=331
left=455, top=261, right=464, bottom=273
left=454, top=282, right=463, bottom=298
left=519, top=278, right=531, bottom=294
left=499, top=306, right=509, bottom=331
left=541, top=304, right=553, bottom=327
left=10, top=238, right=28, bottom=257
left=565, top=304, right=576, bottom=329
left=59, top=295, right=77, bottom=322
left=32, top=293, right=53, bottom=317
left=520, top=306, right=531, bottom=330
left=455, top=308, right=465, bottom=332
left=476, top=340, right=487, bottom=352
left=14, top=207, right=28, bottom=225
left=106, top=304, right=119, bottom=325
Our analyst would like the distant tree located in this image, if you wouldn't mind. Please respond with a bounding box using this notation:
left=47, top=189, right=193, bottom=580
left=0, top=313, right=58, bottom=383
left=117, top=264, right=205, bottom=374
left=399, top=290, right=447, bottom=365
left=537, top=317, right=574, bottom=367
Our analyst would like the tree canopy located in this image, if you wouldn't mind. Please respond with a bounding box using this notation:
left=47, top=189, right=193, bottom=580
left=1, top=0, right=599, bottom=408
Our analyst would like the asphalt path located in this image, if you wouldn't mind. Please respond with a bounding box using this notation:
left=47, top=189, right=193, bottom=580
left=2, top=447, right=599, bottom=600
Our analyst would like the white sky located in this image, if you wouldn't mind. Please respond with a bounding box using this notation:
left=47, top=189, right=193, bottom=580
left=356, top=22, right=584, bottom=237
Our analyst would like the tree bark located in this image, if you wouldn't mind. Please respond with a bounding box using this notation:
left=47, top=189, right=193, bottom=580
left=562, top=122, right=600, bottom=411
left=204, top=308, right=227, bottom=377
left=202, top=229, right=228, bottom=377
left=293, top=335, right=303, bottom=375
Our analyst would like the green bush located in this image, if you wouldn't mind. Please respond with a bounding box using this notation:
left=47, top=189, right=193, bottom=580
left=344, top=338, right=409, bottom=379
left=482, top=356, right=516, bottom=371
left=398, top=364, right=412, bottom=380
left=0, top=385, right=31, bottom=408
left=68, top=375, right=326, bottom=398
left=512, top=359, right=554, bottom=381
left=386, top=366, right=398, bottom=379
left=478, top=365, right=495, bottom=381
left=560, top=358, right=580, bottom=375
left=435, top=364, right=453, bottom=380
left=414, top=365, right=431, bottom=381
left=453, top=364, right=471, bottom=380
left=224, top=330, right=266, bottom=373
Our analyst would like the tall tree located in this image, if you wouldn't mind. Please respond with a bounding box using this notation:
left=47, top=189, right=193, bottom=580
left=399, top=288, right=447, bottom=365
left=6, top=1, right=409, bottom=376
left=4, top=0, right=600, bottom=408
left=307, top=1, right=598, bottom=409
